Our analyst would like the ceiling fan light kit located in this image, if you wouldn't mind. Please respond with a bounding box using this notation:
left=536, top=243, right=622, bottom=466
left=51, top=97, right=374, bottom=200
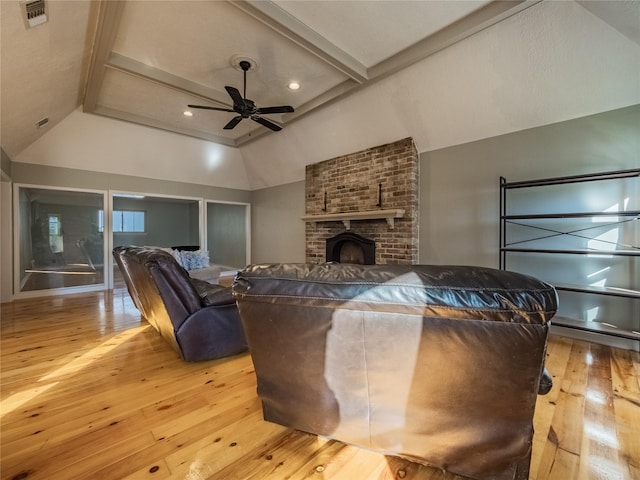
left=188, top=56, right=294, bottom=132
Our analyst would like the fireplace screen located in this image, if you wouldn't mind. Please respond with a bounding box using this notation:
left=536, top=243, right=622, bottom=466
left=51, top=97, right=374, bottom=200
left=326, top=232, right=375, bottom=265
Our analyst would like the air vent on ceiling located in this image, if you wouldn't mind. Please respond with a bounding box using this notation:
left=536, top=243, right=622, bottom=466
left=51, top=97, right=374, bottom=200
left=21, top=0, right=48, bottom=29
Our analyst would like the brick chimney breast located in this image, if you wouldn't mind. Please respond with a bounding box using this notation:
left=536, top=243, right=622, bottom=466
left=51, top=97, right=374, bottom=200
left=304, top=138, right=419, bottom=265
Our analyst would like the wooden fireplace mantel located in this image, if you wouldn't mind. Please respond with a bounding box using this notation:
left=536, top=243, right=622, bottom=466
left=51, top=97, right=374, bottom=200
left=301, top=209, right=405, bottom=229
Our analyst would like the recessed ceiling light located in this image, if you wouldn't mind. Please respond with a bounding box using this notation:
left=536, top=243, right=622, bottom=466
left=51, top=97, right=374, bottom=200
left=288, top=82, right=300, bottom=90
left=183, top=110, right=193, bottom=117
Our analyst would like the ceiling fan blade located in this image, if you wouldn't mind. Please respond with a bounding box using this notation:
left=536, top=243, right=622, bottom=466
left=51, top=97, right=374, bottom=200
left=255, top=105, right=295, bottom=115
left=251, top=115, right=282, bottom=132
left=188, top=104, right=235, bottom=113
left=223, top=116, right=243, bottom=130
left=225, top=86, right=245, bottom=106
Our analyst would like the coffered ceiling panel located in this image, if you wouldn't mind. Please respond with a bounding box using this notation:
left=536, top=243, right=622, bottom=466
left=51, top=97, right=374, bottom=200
left=112, top=0, right=349, bottom=103
left=272, top=0, right=491, bottom=67
left=96, top=69, right=257, bottom=143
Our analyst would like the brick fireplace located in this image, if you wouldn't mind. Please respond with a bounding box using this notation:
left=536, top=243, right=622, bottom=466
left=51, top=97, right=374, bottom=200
left=303, top=137, right=419, bottom=264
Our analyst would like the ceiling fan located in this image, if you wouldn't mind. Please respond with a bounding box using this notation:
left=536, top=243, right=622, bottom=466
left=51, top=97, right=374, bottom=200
left=188, top=60, right=294, bottom=132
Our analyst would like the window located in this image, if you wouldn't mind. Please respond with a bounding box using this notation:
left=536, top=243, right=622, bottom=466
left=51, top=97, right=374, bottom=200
left=48, top=214, right=63, bottom=254
left=99, top=209, right=146, bottom=233
left=48, top=214, right=61, bottom=236
left=116, top=210, right=145, bottom=233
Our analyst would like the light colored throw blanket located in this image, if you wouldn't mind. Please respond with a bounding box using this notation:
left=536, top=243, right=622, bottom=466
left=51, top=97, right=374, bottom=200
left=188, top=264, right=236, bottom=283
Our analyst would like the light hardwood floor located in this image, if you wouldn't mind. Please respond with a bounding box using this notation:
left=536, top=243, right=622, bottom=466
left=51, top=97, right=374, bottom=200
left=1, top=289, right=639, bottom=480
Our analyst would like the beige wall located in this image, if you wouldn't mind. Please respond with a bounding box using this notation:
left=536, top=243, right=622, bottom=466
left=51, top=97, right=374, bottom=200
left=1, top=172, right=11, bottom=303
left=419, top=104, right=640, bottom=267
left=10, top=162, right=251, bottom=204
left=3, top=105, right=638, bottom=298
left=250, top=182, right=305, bottom=264
left=1, top=148, right=13, bottom=302
left=248, top=105, right=640, bottom=267
left=14, top=110, right=251, bottom=191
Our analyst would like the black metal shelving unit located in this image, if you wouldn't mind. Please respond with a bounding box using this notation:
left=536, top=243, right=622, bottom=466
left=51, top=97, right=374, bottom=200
left=499, top=169, right=640, bottom=342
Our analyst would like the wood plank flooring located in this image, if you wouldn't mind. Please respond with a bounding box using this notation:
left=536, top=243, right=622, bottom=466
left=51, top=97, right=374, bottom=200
left=1, top=289, right=639, bottom=480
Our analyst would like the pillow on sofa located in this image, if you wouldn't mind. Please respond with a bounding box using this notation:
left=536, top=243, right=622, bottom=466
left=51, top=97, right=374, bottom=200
left=173, top=249, right=210, bottom=271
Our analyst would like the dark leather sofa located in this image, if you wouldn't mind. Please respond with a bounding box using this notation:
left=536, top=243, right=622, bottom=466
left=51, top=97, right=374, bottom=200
left=232, top=263, right=557, bottom=480
left=113, top=246, right=247, bottom=362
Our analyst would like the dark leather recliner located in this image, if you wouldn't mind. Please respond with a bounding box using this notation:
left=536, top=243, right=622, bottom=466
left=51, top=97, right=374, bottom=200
left=113, top=246, right=247, bottom=362
left=232, top=263, right=558, bottom=480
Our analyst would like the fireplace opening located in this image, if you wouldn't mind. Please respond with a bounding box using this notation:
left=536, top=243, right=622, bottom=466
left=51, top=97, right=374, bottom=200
left=326, top=232, right=375, bottom=265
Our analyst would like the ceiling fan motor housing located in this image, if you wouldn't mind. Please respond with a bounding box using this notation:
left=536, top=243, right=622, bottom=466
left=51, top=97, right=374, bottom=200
left=188, top=56, right=293, bottom=132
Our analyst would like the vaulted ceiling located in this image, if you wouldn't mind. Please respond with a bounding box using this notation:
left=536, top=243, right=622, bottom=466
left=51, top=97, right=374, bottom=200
left=83, top=0, right=517, bottom=147
left=1, top=1, right=639, bottom=190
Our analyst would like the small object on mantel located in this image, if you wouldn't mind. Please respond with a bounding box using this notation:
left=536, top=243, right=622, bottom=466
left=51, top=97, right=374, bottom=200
left=300, top=209, right=405, bottom=229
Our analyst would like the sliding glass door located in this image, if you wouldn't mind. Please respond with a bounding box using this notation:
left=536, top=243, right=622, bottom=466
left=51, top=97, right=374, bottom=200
left=13, top=186, right=251, bottom=296
left=14, top=185, right=106, bottom=295
left=206, top=201, right=250, bottom=269
left=110, top=193, right=201, bottom=289
left=111, top=194, right=201, bottom=250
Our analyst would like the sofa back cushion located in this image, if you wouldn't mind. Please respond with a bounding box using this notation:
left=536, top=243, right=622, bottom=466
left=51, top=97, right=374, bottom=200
left=113, top=246, right=181, bottom=353
left=233, top=263, right=558, bottom=324
left=143, top=250, right=203, bottom=324
left=114, top=246, right=203, bottom=331
left=113, top=246, right=148, bottom=318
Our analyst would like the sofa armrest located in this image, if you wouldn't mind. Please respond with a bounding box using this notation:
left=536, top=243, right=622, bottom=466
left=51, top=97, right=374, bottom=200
left=191, top=278, right=222, bottom=296
left=191, top=278, right=235, bottom=306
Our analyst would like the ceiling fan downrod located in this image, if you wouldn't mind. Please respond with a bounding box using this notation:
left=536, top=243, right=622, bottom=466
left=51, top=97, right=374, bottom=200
left=239, top=60, right=251, bottom=100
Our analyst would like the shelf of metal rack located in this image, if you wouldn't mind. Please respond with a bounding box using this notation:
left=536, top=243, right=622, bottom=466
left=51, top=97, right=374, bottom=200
left=499, top=168, right=640, bottom=341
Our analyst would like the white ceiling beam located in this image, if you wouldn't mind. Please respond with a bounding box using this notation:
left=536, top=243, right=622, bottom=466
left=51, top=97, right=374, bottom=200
left=93, top=106, right=239, bottom=148
left=368, top=0, right=542, bottom=80
left=106, top=53, right=232, bottom=108
left=576, top=0, right=640, bottom=46
left=229, top=0, right=369, bottom=83
left=233, top=79, right=360, bottom=145
left=84, top=1, right=125, bottom=112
